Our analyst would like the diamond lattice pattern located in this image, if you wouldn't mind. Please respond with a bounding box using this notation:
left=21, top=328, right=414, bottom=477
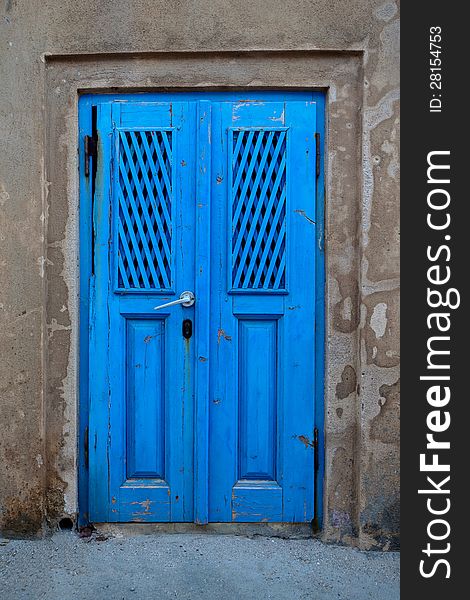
left=231, top=129, right=287, bottom=290
left=117, top=130, right=172, bottom=290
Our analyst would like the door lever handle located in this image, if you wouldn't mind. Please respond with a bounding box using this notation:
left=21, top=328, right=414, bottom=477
left=154, top=291, right=195, bottom=310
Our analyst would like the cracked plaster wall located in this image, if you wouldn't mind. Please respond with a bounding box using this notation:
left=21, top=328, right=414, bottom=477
left=0, top=0, right=399, bottom=548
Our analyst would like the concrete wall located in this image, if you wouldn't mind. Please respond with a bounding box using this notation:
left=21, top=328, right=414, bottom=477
left=0, top=0, right=399, bottom=548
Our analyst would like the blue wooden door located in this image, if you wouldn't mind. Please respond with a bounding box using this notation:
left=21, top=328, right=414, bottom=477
left=86, top=94, right=319, bottom=524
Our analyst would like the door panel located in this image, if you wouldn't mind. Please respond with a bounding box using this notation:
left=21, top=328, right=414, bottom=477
left=126, top=318, right=165, bottom=478
left=89, top=101, right=196, bottom=522
left=87, top=94, right=319, bottom=524
left=238, top=319, right=278, bottom=481
left=208, top=101, right=317, bottom=522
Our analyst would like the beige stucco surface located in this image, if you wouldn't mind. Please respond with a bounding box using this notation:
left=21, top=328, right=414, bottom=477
left=0, top=0, right=399, bottom=548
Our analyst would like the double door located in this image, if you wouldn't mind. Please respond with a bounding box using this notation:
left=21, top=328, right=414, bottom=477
left=86, top=93, right=319, bottom=523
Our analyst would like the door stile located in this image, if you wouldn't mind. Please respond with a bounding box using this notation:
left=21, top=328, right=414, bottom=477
left=88, top=102, right=113, bottom=521
left=194, top=101, right=212, bottom=523
left=78, top=98, right=92, bottom=527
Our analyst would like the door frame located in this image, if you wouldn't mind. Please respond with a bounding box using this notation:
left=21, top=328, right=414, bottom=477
left=78, top=90, right=326, bottom=529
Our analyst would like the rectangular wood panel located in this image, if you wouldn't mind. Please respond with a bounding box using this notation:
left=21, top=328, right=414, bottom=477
left=238, top=319, right=278, bottom=481
left=126, top=318, right=165, bottom=479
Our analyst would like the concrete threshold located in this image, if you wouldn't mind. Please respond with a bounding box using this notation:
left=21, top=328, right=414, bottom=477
left=94, top=522, right=315, bottom=539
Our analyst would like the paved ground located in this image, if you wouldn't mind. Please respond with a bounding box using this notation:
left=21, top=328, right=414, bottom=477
left=0, top=530, right=399, bottom=600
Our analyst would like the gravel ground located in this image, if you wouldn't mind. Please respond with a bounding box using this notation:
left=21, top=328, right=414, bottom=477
left=0, top=531, right=399, bottom=600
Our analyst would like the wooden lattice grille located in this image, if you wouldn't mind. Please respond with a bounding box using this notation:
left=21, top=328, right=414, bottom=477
left=116, top=129, right=173, bottom=291
left=230, top=129, right=287, bottom=291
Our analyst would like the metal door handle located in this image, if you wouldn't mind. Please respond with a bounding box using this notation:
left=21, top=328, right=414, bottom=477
left=154, top=291, right=195, bottom=310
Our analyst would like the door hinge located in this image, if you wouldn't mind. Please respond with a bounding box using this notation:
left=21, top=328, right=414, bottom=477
left=313, top=427, right=319, bottom=470
left=311, top=426, right=320, bottom=533
left=84, top=426, right=89, bottom=469
left=315, top=132, right=321, bottom=179
left=84, top=134, right=97, bottom=178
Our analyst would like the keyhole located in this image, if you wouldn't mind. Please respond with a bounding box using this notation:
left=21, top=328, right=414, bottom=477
left=182, top=319, right=192, bottom=340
